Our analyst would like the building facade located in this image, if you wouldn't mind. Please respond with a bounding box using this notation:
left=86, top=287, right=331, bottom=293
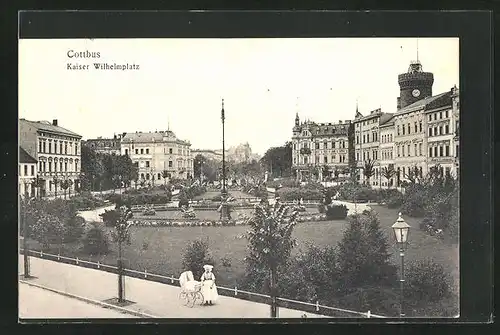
left=192, top=149, right=223, bottom=161
left=352, top=108, right=394, bottom=187
left=379, top=116, right=396, bottom=187
left=19, top=119, right=82, bottom=197
left=288, top=60, right=460, bottom=186
left=291, top=113, right=353, bottom=182
left=19, top=147, right=37, bottom=198
left=121, top=130, right=194, bottom=183
left=83, top=134, right=124, bottom=155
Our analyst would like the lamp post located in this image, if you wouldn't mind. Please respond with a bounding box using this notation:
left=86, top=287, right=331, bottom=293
left=22, top=196, right=35, bottom=279
left=220, top=98, right=230, bottom=222
left=391, top=212, right=411, bottom=318
left=116, top=206, right=133, bottom=303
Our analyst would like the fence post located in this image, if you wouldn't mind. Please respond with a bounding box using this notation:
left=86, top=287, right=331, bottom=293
left=57, top=253, right=60, bottom=260
left=144, top=269, right=147, bottom=278
left=97, top=260, right=100, bottom=269
left=76, top=257, right=79, bottom=265
left=171, top=276, right=174, bottom=284
left=234, top=286, right=238, bottom=296
left=316, top=301, right=319, bottom=312
left=366, top=310, right=371, bottom=318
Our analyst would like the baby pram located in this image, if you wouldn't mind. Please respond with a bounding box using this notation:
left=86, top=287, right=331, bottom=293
left=178, top=271, right=204, bottom=308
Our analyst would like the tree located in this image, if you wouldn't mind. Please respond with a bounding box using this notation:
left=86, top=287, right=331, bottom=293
left=322, top=164, right=330, bottom=181
left=60, top=179, right=73, bottom=199
left=182, top=238, right=215, bottom=280
left=336, top=211, right=397, bottom=292
left=362, top=159, right=375, bottom=186
left=52, top=176, right=60, bottom=198
left=382, top=165, right=396, bottom=188
left=260, top=142, right=293, bottom=178
left=81, top=145, right=105, bottom=191
left=245, top=200, right=299, bottom=317
left=30, top=213, right=66, bottom=251
left=333, top=168, right=340, bottom=180
left=82, top=223, right=110, bottom=255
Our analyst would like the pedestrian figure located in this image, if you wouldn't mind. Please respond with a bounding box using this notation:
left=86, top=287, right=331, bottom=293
left=201, top=265, right=218, bottom=305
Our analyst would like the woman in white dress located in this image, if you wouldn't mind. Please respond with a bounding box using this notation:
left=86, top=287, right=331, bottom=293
left=200, top=265, right=218, bottom=305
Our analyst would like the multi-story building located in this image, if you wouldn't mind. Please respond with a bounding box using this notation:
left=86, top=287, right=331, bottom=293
left=291, top=113, right=353, bottom=181
left=83, top=134, right=124, bottom=155
left=19, top=119, right=82, bottom=197
left=353, top=107, right=394, bottom=186
left=120, top=130, right=194, bottom=182
left=19, top=147, right=37, bottom=198
left=192, top=149, right=223, bottom=162
left=425, top=86, right=459, bottom=177
left=451, top=85, right=460, bottom=177
left=379, top=116, right=396, bottom=187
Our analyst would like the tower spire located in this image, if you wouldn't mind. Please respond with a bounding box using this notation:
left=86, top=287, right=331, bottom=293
left=416, top=38, right=419, bottom=62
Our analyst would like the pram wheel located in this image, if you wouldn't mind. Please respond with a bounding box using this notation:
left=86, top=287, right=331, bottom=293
left=186, top=291, right=203, bottom=308
left=179, top=291, right=188, bottom=306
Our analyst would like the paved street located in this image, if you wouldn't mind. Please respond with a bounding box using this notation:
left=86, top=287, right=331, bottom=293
left=19, top=283, right=136, bottom=319
left=19, top=256, right=328, bottom=318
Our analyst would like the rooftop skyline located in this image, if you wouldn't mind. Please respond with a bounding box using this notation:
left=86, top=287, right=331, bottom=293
left=19, top=38, right=459, bottom=155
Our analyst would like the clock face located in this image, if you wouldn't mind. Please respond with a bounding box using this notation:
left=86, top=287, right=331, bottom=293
left=412, top=89, right=421, bottom=97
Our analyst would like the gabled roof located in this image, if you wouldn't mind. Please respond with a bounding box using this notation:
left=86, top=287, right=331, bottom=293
left=19, top=147, right=37, bottom=163
left=379, top=113, right=395, bottom=126
left=396, top=91, right=451, bottom=115
left=20, top=119, right=82, bottom=138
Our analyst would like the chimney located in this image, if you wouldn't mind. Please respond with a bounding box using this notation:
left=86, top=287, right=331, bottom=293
left=339, top=120, right=343, bottom=124
left=114, top=134, right=117, bottom=139
left=52, top=119, right=58, bottom=126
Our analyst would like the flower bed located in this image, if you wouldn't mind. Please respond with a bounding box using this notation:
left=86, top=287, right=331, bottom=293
left=128, top=213, right=329, bottom=227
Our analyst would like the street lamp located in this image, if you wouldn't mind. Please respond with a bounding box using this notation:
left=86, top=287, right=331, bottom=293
left=220, top=98, right=230, bottom=222
left=391, top=212, right=411, bottom=318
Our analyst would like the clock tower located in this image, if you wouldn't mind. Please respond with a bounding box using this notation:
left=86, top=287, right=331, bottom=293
left=397, top=60, right=434, bottom=110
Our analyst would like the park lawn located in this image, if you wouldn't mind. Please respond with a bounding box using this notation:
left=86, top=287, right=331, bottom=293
left=26, top=205, right=458, bottom=298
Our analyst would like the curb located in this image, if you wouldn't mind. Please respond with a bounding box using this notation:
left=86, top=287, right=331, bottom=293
left=19, top=280, right=157, bottom=318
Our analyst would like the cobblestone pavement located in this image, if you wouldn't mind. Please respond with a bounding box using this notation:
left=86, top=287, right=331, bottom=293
left=19, top=283, right=136, bottom=319
left=19, top=256, right=328, bottom=319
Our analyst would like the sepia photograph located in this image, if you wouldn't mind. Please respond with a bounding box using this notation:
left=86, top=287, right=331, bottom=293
left=18, top=36, right=460, bottom=320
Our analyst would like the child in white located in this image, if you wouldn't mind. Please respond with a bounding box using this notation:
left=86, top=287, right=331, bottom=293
left=200, top=265, right=218, bottom=305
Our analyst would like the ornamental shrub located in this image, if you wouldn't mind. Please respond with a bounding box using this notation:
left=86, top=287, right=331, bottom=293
left=325, top=205, right=348, bottom=220
left=405, top=258, right=452, bottom=303
left=81, top=223, right=110, bottom=255
left=182, top=238, right=215, bottom=280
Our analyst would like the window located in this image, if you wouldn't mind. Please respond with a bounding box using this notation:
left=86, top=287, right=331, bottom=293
left=38, top=141, right=42, bottom=153
left=60, top=143, right=63, bottom=153
left=434, top=127, right=438, bottom=136
left=293, top=157, right=297, bottom=164
left=135, top=149, right=139, bottom=154
left=456, top=145, right=459, bottom=158
left=446, top=111, right=449, bottom=118
left=419, top=121, right=422, bottom=132
left=407, top=144, right=411, bottom=156
left=402, top=125, right=405, bottom=135
left=43, top=141, right=46, bottom=153
left=419, top=167, right=423, bottom=177
left=31, top=165, right=34, bottom=176
left=439, top=112, right=442, bottom=119
left=54, top=162, right=58, bottom=172
left=293, top=143, right=296, bottom=150
left=402, top=146, right=405, bottom=156
left=342, top=141, right=345, bottom=148
left=324, top=156, right=328, bottom=163
left=43, top=162, right=46, bottom=172
left=48, top=142, right=52, bottom=153
left=146, top=161, right=150, bottom=168
left=24, top=165, right=28, bottom=176
left=398, top=146, right=401, bottom=157
left=158, top=173, right=161, bottom=179
left=363, top=135, right=366, bottom=143
left=356, top=153, right=359, bottom=161
left=65, top=143, right=67, bottom=154
left=363, top=151, right=366, bottom=161
left=439, top=126, right=443, bottom=135
left=397, top=126, right=400, bottom=136
left=48, top=162, right=52, bottom=172
left=419, top=143, right=422, bottom=156
left=434, top=114, right=437, bottom=120
left=65, top=162, right=67, bottom=171
left=75, top=145, right=78, bottom=155
left=169, top=148, right=173, bottom=154
left=141, top=149, right=144, bottom=154
left=414, top=122, right=418, bottom=133
left=445, top=145, right=450, bottom=156
left=445, top=124, right=449, bottom=134
left=125, top=149, right=129, bottom=155
left=169, top=161, right=173, bottom=167
left=439, top=146, right=443, bottom=157
left=434, top=147, right=438, bottom=157
left=407, top=124, right=411, bottom=134
left=414, top=144, right=418, bottom=156
left=356, top=136, right=359, bottom=144
left=315, top=143, right=320, bottom=149
left=428, top=115, right=431, bottom=121
left=146, top=148, right=149, bottom=154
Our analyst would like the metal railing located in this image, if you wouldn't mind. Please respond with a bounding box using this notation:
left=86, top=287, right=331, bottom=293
left=19, top=249, right=385, bottom=318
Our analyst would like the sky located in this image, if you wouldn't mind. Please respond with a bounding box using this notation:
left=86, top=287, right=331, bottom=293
left=19, top=38, right=459, bottom=155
